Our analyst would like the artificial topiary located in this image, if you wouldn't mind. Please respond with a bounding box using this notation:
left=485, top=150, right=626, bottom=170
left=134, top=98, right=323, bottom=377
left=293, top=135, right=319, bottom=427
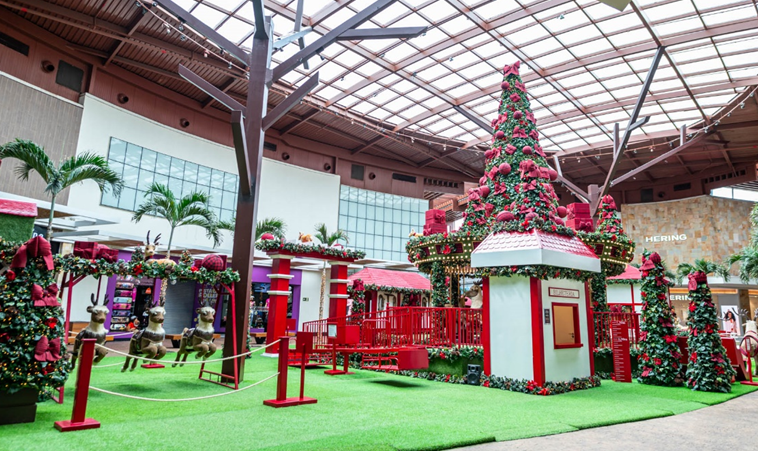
left=685, top=271, right=735, bottom=392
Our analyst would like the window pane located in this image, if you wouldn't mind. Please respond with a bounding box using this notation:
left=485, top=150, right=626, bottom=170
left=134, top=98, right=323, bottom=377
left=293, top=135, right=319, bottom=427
left=402, top=210, right=410, bottom=224
left=138, top=170, right=154, bottom=191
left=220, top=209, right=233, bottom=222
left=357, top=218, right=366, bottom=233
left=348, top=201, right=357, bottom=216
left=554, top=305, right=578, bottom=346
left=184, top=162, right=198, bottom=180
left=357, top=203, right=366, bottom=217
left=102, top=189, right=119, bottom=207
left=108, top=161, right=124, bottom=179
left=198, top=166, right=211, bottom=186
left=169, top=177, right=183, bottom=194
left=109, top=138, right=127, bottom=163
left=224, top=172, right=237, bottom=191
left=140, top=149, right=156, bottom=172
left=348, top=217, right=357, bottom=231
left=125, top=143, right=142, bottom=166
left=154, top=173, right=169, bottom=187
left=170, top=158, right=185, bottom=176
left=221, top=191, right=235, bottom=210
left=375, top=207, right=384, bottom=221
left=122, top=165, right=139, bottom=188
left=156, top=154, right=171, bottom=175
left=211, top=169, right=224, bottom=189
left=210, top=188, right=223, bottom=208
left=339, top=199, right=348, bottom=215
left=118, top=187, right=137, bottom=210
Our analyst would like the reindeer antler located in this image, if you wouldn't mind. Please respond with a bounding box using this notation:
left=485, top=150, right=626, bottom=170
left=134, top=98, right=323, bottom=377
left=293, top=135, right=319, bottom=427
left=146, top=231, right=150, bottom=246
left=103, top=294, right=110, bottom=306
left=739, top=308, right=749, bottom=320
left=154, top=233, right=162, bottom=245
left=91, top=293, right=97, bottom=306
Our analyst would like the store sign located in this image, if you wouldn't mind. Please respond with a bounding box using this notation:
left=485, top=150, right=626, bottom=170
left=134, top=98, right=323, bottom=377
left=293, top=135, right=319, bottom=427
left=644, top=234, right=687, bottom=243
left=548, top=287, right=580, bottom=299
left=670, top=294, right=689, bottom=301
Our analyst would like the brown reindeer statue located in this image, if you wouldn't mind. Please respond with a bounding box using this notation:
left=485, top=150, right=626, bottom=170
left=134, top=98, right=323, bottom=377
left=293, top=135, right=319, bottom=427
left=122, top=298, right=167, bottom=372
left=461, top=283, right=483, bottom=309
left=71, top=294, right=110, bottom=370
left=740, top=308, right=758, bottom=375
left=173, top=301, right=217, bottom=367
left=144, top=231, right=176, bottom=266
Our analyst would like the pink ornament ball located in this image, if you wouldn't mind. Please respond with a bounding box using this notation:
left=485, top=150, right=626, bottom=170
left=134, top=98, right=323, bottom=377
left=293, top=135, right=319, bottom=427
left=548, top=169, right=558, bottom=181
left=479, top=185, right=490, bottom=197
left=501, top=81, right=510, bottom=90
left=479, top=176, right=487, bottom=185
left=201, top=254, right=226, bottom=271
left=495, top=130, right=505, bottom=140
left=498, top=163, right=511, bottom=175
left=260, top=233, right=276, bottom=240
left=556, top=206, right=567, bottom=218
left=513, top=111, right=523, bottom=120
left=554, top=218, right=564, bottom=226
left=522, top=146, right=532, bottom=155
left=496, top=211, right=515, bottom=222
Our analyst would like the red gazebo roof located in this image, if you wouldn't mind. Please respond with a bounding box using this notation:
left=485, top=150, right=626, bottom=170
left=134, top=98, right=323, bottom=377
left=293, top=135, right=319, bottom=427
left=349, top=268, right=431, bottom=291
left=608, top=264, right=642, bottom=281
left=0, top=199, right=37, bottom=217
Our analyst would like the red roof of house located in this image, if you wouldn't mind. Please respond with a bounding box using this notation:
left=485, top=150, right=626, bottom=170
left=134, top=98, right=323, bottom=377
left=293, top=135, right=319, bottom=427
left=473, top=230, right=599, bottom=259
left=608, top=264, right=642, bottom=280
left=0, top=199, right=37, bottom=218
left=348, top=268, right=431, bottom=291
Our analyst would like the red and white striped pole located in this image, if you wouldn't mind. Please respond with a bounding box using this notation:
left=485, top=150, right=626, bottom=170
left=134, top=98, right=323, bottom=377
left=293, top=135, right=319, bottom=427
left=264, top=255, right=294, bottom=355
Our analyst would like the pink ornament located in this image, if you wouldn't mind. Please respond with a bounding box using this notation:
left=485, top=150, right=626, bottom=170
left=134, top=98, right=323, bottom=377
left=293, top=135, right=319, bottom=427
left=495, top=130, right=505, bottom=140
left=468, top=189, right=481, bottom=202
left=484, top=149, right=493, bottom=160
left=513, top=111, right=523, bottom=120
left=522, top=146, right=533, bottom=155
left=479, top=185, right=490, bottom=197
left=261, top=233, right=276, bottom=240
left=501, top=81, right=510, bottom=90
left=498, top=163, right=511, bottom=175
left=509, top=93, right=522, bottom=103
left=496, top=211, right=515, bottom=222
left=556, top=206, right=567, bottom=218
left=554, top=218, right=564, bottom=226
left=548, top=169, right=558, bottom=181
left=479, top=176, right=487, bottom=185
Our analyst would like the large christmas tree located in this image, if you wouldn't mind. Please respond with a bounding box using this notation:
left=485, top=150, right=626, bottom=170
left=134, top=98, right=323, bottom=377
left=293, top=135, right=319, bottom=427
left=637, top=250, right=682, bottom=386
left=459, top=61, right=568, bottom=239
left=685, top=271, right=735, bottom=392
left=0, top=236, right=69, bottom=396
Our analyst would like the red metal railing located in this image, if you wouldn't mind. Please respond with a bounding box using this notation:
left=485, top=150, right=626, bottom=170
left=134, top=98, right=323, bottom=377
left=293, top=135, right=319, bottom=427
left=301, top=307, right=483, bottom=350
left=593, top=311, right=641, bottom=349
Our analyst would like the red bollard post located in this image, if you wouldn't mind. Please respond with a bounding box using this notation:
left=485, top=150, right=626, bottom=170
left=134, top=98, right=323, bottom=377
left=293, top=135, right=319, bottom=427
left=263, top=337, right=317, bottom=408
left=54, top=338, right=101, bottom=432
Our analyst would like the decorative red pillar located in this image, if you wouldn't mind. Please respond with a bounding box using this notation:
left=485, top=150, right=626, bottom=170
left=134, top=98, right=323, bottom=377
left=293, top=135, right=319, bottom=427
left=265, top=255, right=294, bottom=354
left=328, top=261, right=350, bottom=321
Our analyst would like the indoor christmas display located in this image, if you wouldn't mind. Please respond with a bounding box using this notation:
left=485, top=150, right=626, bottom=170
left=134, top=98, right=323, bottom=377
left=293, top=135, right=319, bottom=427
left=637, top=251, right=682, bottom=386
left=685, top=271, right=735, bottom=392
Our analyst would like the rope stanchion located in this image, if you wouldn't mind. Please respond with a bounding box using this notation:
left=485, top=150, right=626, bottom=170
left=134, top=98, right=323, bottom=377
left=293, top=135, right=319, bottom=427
left=54, top=339, right=100, bottom=432
left=263, top=336, right=317, bottom=408
left=89, top=372, right=279, bottom=402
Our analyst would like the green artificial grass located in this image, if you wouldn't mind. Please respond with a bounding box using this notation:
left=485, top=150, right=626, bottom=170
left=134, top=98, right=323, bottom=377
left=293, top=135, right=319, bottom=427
left=0, top=353, right=755, bottom=451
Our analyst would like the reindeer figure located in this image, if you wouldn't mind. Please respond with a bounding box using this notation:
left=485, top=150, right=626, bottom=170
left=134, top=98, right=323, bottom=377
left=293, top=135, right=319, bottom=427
left=740, top=308, right=758, bottom=375
left=144, top=231, right=176, bottom=266
left=122, top=299, right=167, bottom=372
left=461, top=283, right=483, bottom=309
left=298, top=232, right=313, bottom=243
left=173, top=302, right=217, bottom=367
left=71, top=294, right=110, bottom=370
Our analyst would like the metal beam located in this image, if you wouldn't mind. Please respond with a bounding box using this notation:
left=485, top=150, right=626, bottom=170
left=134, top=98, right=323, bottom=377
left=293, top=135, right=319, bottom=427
left=279, top=109, right=318, bottom=135
left=593, top=45, right=664, bottom=213
left=612, top=129, right=709, bottom=186
left=104, top=7, right=150, bottom=67
left=337, top=27, right=427, bottom=41
left=351, top=136, right=383, bottom=155
left=452, top=105, right=491, bottom=135
left=273, top=28, right=312, bottom=50
left=201, top=77, right=236, bottom=109
left=178, top=65, right=247, bottom=114
left=293, top=0, right=308, bottom=70
left=154, top=0, right=249, bottom=65
left=230, top=110, right=251, bottom=196
left=271, top=0, right=398, bottom=82
left=262, top=73, right=319, bottom=131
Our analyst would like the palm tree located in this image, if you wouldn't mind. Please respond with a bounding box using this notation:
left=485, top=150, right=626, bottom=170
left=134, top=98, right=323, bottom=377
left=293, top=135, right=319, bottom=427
left=132, top=183, right=221, bottom=258
left=313, top=223, right=349, bottom=320
left=0, top=139, right=123, bottom=240
left=218, top=216, right=287, bottom=241
left=729, top=248, right=758, bottom=283
left=676, top=258, right=730, bottom=284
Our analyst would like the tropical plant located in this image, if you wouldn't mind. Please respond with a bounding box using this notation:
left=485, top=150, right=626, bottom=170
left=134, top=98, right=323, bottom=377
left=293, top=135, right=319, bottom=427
left=218, top=216, right=287, bottom=241
left=729, top=248, right=758, bottom=283
left=313, top=223, right=349, bottom=320
left=675, top=259, right=730, bottom=284
left=132, top=182, right=220, bottom=258
left=0, top=139, right=123, bottom=240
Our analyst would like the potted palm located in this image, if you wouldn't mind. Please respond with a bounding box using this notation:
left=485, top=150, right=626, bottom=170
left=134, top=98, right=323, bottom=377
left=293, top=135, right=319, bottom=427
left=313, top=223, right=349, bottom=320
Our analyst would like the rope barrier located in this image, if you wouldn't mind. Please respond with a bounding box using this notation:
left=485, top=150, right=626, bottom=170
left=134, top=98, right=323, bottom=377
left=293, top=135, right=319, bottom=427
left=89, top=372, right=279, bottom=402
left=93, top=339, right=279, bottom=365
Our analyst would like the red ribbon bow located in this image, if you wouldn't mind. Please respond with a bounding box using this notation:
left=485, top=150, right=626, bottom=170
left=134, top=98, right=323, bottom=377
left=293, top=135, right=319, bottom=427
left=12, top=236, right=54, bottom=271
left=503, top=61, right=521, bottom=77
left=32, top=283, right=60, bottom=307
left=34, top=336, right=61, bottom=362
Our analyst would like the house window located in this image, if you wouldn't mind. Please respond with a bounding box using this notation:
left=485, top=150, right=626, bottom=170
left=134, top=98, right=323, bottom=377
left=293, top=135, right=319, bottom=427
left=552, top=303, right=582, bottom=349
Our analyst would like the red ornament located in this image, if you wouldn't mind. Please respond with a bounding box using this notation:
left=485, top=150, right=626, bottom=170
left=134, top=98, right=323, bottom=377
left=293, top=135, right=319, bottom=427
left=190, top=266, right=199, bottom=272
left=496, top=211, right=515, bottom=222
left=513, top=110, right=522, bottom=120
left=5, top=270, right=15, bottom=281
left=45, top=317, right=58, bottom=329
left=133, top=264, right=143, bottom=275
left=556, top=206, right=567, bottom=218
left=501, top=81, right=510, bottom=90
left=498, top=163, right=511, bottom=175
left=260, top=233, right=276, bottom=240
left=522, top=146, right=532, bottom=155
left=495, top=130, right=505, bottom=140
left=479, top=185, right=490, bottom=197
left=548, top=169, right=558, bottom=181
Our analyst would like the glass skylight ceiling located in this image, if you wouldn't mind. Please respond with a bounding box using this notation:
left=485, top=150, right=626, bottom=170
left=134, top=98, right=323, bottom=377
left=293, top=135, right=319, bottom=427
left=175, top=0, right=758, bottom=157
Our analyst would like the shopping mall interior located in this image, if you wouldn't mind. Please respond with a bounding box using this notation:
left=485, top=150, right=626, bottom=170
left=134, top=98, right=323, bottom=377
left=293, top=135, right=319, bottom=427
left=1, top=0, right=758, bottom=449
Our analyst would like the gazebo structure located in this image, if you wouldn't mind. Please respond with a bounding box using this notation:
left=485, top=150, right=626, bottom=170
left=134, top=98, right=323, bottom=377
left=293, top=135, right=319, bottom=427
left=606, top=264, right=643, bottom=313
left=348, top=268, right=431, bottom=312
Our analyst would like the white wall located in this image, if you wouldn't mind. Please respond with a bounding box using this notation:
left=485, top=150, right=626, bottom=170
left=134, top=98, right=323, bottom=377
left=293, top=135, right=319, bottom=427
left=608, top=283, right=640, bottom=306
left=69, top=94, right=340, bottom=248
left=298, top=269, right=326, bottom=326
left=541, top=279, right=592, bottom=382
left=489, top=275, right=533, bottom=380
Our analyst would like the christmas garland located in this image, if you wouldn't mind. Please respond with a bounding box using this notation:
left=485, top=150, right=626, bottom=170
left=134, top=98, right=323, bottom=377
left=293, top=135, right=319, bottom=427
left=430, top=261, right=449, bottom=306
left=637, top=250, right=683, bottom=386
left=590, top=273, right=608, bottom=312
left=427, top=345, right=483, bottom=363
left=606, top=278, right=640, bottom=285
left=347, top=279, right=366, bottom=315
left=255, top=239, right=365, bottom=259
left=362, top=285, right=430, bottom=296
left=685, top=271, right=735, bottom=392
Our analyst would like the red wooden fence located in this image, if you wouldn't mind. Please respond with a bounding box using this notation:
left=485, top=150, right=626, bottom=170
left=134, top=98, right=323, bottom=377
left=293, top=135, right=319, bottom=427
left=593, top=311, right=641, bottom=349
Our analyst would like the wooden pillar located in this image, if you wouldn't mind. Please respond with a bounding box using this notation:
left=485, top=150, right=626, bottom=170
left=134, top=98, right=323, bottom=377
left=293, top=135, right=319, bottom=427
left=265, top=255, right=294, bottom=354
